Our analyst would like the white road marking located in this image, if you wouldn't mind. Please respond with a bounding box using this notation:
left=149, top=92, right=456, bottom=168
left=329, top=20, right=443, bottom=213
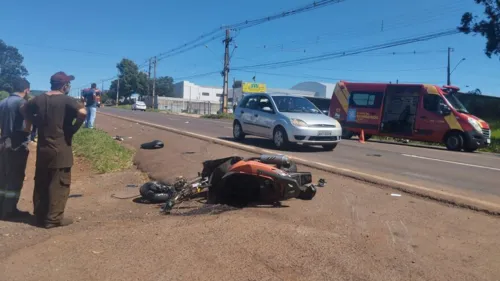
left=224, top=126, right=232, bottom=129
left=402, top=172, right=436, bottom=180
left=402, top=154, right=500, bottom=172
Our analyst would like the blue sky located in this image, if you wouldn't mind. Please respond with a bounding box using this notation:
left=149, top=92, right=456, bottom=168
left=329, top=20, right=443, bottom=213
left=1, top=0, right=499, bottom=96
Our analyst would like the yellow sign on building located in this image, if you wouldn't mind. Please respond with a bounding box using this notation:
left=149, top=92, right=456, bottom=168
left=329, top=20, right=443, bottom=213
left=242, top=82, right=267, bottom=93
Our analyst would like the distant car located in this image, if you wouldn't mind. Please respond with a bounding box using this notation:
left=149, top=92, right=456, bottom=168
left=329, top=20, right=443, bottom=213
left=132, top=101, right=147, bottom=111
left=233, top=93, right=342, bottom=151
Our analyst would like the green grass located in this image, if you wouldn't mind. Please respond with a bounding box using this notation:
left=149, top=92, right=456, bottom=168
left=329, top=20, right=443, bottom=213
left=201, top=113, right=234, bottom=120
left=72, top=128, right=134, bottom=174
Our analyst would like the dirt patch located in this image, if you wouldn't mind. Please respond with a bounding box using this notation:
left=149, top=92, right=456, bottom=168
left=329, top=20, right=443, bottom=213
left=1, top=115, right=499, bottom=281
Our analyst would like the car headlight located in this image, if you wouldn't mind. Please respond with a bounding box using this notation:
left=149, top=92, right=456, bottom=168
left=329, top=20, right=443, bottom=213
left=468, top=117, right=482, bottom=133
left=291, top=118, right=308, bottom=127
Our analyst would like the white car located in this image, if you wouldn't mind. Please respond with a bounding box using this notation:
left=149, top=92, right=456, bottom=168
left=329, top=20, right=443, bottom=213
left=233, top=93, right=342, bottom=151
left=132, top=101, right=147, bottom=111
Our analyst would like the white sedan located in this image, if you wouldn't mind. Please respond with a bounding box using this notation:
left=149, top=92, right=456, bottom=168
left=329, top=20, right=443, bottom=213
left=132, top=101, right=147, bottom=111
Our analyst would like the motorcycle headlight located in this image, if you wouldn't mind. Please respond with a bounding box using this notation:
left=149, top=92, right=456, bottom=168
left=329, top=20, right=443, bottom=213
left=291, top=118, right=308, bottom=127
left=468, top=117, right=482, bottom=133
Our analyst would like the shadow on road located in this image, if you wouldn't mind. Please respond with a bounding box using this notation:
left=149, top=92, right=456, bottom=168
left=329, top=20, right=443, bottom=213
left=218, top=137, right=327, bottom=153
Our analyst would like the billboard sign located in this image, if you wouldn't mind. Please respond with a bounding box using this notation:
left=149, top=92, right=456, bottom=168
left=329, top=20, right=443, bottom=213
left=242, top=82, right=267, bottom=93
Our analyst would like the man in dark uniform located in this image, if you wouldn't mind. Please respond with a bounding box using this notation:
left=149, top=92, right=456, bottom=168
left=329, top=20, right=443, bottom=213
left=21, top=71, right=87, bottom=228
left=0, top=77, right=32, bottom=220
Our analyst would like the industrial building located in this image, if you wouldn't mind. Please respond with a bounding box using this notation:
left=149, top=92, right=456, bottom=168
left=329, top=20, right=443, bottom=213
left=172, top=80, right=224, bottom=103
left=291, top=81, right=337, bottom=99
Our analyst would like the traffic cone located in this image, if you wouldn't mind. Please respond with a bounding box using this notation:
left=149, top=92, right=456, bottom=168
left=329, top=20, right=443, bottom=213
left=359, top=130, right=365, bottom=143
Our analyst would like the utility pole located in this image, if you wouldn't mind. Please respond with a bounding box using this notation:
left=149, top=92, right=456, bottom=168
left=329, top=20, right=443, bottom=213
left=147, top=58, right=152, bottom=96
left=221, top=29, right=232, bottom=113
left=116, top=77, right=120, bottom=106
left=447, top=47, right=452, bottom=85
left=152, top=56, right=157, bottom=109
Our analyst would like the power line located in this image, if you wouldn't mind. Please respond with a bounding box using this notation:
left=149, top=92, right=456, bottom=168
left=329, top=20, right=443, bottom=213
left=232, top=29, right=460, bottom=70
left=173, top=71, right=221, bottom=81
left=249, top=2, right=466, bottom=52
left=75, top=0, right=347, bottom=95
left=155, top=0, right=346, bottom=61
left=233, top=69, right=444, bottom=85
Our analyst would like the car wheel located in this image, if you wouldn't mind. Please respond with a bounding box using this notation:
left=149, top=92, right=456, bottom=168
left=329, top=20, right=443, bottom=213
left=445, top=132, right=464, bottom=151
left=322, top=143, right=338, bottom=151
left=233, top=121, right=245, bottom=141
left=273, top=126, right=290, bottom=150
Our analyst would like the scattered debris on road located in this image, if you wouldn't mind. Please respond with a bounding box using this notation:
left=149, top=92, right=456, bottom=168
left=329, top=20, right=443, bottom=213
left=318, top=178, right=326, bottom=187
left=140, top=140, right=164, bottom=149
left=391, top=193, right=402, bottom=197
left=113, top=135, right=124, bottom=141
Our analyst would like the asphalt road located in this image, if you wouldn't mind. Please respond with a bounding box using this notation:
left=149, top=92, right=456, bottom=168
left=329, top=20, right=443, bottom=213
left=99, top=107, right=500, bottom=198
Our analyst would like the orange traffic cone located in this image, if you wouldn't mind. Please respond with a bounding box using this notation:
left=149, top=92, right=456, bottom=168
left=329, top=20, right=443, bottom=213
left=359, top=130, right=365, bottom=143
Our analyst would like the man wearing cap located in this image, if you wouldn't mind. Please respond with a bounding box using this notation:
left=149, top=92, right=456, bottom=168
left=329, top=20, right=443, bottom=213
left=21, top=71, right=87, bottom=228
left=0, top=77, right=32, bottom=220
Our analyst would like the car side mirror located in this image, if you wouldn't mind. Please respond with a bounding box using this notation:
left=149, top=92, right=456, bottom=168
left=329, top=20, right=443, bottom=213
left=262, top=106, right=274, bottom=113
left=440, top=104, right=451, bottom=116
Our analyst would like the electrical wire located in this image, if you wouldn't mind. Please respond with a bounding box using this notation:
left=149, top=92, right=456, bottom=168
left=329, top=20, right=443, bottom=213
left=173, top=71, right=221, bottom=81
left=232, top=29, right=459, bottom=70
left=250, top=1, right=467, bottom=52
left=155, top=0, right=346, bottom=61
left=233, top=69, right=444, bottom=85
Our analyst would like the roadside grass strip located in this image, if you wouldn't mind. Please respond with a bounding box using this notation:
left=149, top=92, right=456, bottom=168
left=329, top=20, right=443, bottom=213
left=73, top=128, right=134, bottom=174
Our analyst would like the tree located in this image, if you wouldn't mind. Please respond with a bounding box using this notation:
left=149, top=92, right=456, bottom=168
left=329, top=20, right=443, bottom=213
left=0, top=40, right=29, bottom=91
left=459, top=0, right=500, bottom=58
left=109, top=58, right=148, bottom=98
left=155, top=76, right=174, bottom=97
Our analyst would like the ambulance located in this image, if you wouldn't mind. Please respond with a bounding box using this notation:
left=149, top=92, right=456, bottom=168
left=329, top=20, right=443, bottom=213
left=329, top=81, right=491, bottom=152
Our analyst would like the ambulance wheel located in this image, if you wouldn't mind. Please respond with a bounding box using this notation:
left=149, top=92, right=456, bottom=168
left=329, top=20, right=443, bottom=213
left=445, top=131, right=464, bottom=151
left=463, top=147, right=478, bottom=153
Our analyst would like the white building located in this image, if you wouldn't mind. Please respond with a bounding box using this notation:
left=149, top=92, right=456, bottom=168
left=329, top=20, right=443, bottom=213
left=291, top=81, right=338, bottom=99
left=173, top=80, right=223, bottom=103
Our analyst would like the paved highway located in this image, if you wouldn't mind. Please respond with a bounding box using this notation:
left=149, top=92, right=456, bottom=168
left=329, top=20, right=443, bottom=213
left=99, top=107, right=500, bottom=198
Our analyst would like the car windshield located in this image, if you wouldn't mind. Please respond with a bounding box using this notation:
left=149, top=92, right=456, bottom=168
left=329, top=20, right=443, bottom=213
left=444, top=93, right=469, bottom=114
left=272, top=96, right=322, bottom=114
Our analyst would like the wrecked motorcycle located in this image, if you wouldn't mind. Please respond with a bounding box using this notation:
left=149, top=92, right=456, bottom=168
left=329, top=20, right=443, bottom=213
left=139, top=154, right=318, bottom=214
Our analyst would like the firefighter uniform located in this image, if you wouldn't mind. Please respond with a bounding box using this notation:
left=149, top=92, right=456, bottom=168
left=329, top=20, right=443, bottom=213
left=0, top=93, right=30, bottom=219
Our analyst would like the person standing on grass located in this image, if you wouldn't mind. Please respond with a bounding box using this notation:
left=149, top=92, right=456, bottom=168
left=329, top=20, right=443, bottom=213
left=0, top=77, right=32, bottom=220
left=82, top=83, right=100, bottom=129
left=21, top=71, right=87, bottom=229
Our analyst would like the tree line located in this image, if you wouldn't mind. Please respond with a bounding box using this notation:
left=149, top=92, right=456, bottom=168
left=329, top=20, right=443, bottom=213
left=104, top=58, right=174, bottom=103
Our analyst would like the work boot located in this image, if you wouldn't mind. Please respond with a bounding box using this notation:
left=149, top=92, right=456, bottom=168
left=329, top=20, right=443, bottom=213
left=44, top=218, right=74, bottom=229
